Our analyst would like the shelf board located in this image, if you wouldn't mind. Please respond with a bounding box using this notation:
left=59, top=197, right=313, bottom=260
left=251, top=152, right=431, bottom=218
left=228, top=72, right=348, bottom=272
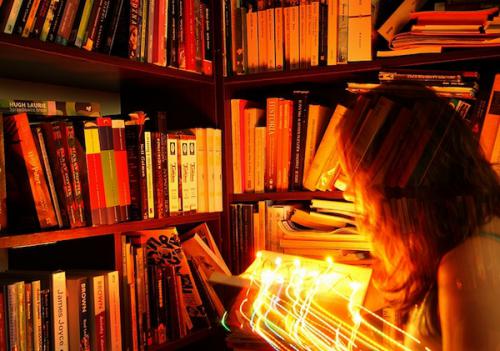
left=149, top=328, right=219, bottom=351
left=224, top=47, right=500, bottom=88
left=232, top=191, right=343, bottom=202
left=0, top=212, right=220, bottom=249
left=0, top=33, right=214, bottom=91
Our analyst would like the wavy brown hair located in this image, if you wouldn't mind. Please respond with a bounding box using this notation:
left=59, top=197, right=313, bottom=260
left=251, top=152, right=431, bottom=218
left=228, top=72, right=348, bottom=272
left=335, top=88, right=500, bottom=328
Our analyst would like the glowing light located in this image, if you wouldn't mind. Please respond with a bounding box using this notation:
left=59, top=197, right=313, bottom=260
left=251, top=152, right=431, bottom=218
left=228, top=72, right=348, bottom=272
left=228, top=251, right=429, bottom=351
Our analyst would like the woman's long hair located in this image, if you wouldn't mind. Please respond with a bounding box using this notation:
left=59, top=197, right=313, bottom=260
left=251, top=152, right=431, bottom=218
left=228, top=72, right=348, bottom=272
left=336, top=88, right=500, bottom=326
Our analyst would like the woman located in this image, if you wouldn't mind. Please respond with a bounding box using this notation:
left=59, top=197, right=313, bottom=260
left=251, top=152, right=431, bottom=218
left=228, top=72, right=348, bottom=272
left=335, top=88, right=500, bottom=350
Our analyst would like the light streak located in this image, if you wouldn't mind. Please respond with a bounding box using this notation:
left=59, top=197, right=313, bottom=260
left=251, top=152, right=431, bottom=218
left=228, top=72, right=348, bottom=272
left=229, top=251, right=431, bottom=351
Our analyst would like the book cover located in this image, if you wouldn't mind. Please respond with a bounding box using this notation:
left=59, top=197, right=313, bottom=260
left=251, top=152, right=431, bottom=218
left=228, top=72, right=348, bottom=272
left=480, top=73, right=500, bottom=161
left=289, top=90, right=310, bottom=190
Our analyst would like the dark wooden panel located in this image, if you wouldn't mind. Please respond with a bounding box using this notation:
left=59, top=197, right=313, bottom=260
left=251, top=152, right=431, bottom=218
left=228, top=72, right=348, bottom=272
left=232, top=191, right=344, bottom=202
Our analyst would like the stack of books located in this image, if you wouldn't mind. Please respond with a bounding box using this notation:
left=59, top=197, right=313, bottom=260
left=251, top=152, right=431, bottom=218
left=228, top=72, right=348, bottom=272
left=0, top=0, right=213, bottom=74
left=0, top=100, right=223, bottom=233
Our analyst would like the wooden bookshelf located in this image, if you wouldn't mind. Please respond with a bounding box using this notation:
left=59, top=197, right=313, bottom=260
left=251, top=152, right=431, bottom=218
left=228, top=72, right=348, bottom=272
left=0, top=33, right=214, bottom=92
left=0, top=213, right=220, bottom=249
left=232, top=191, right=344, bottom=202
left=223, top=47, right=500, bottom=88
left=149, top=328, right=222, bottom=351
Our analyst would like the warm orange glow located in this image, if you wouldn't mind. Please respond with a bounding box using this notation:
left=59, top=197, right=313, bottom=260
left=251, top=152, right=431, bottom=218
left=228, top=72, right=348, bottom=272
left=229, top=251, right=428, bottom=351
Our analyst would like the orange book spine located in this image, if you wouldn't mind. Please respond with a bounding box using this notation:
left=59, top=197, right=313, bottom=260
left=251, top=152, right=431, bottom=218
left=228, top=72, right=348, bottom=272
left=479, top=74, right=500, bottom=161
left=265, top=97, right=279, bottom=191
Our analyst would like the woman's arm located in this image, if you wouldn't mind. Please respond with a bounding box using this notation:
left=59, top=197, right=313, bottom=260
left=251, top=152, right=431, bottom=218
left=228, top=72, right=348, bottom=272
left=438, top=236, right=500, bottom=351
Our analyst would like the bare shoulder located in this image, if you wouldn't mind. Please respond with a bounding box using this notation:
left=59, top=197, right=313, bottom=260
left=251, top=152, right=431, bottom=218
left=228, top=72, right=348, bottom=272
left=438, top=217, right=500, bottom=289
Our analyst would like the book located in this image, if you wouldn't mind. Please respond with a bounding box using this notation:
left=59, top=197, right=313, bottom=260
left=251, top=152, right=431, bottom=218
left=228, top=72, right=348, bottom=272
left=377, top=0, right=428, bottom=42
left=303, top=104, right=330, bottom=184
left=67, top=275, right=91, bottom=351
left=289, top=91, right=310, bottom=190
left=4, top=113, right=58, bottom=230
left=0, top=116, right=6, bottom=232
left=480, top=73, right=500, bottom=161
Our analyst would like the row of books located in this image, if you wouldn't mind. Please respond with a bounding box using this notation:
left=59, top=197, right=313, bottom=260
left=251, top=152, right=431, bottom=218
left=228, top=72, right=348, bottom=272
left=0, top=104, right=222, bottom=233
left=0, top=0, right=212, bottom=74
left=231, top=92, right=333, bottom=194
left=0, top=269, right=122, bottom=351
left=229, top=199, right=370, bottom=274
left=121, top=224, right=230, bottom=350
left=222, top=0, right=375, bottom=76
left=231, top=68, right=489, bottom=195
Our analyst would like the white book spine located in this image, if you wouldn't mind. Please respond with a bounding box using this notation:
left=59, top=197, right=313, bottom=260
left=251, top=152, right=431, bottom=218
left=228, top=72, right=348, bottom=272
left=106, top=272, right=122, bottom=351
left=144, top=131, right=155, bottom=218
left=214, top=129, right=223, bottom=212
left=206, top=129, right=216, bottom=212
left=167, top=135, right=180, bottom=213
left=337, top=0, right=348, bottom=64
left=194, top=129, right=208, bottom=212
left=32, top=281, right=42, bottom=351
left=189, top=138, right=198, bottom=211
left=52, top=271, right=69, bottom=351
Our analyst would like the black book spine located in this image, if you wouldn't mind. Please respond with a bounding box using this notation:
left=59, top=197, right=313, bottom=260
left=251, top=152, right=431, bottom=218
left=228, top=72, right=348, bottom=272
left=224, top=0, right=232, bottom=76
left=47, top=0, right=66, bottom=42
left=93, top=0, right=111, bottom=50
left=167, top=0, right=178, bottom=67
left=41, top=289, right=51, bottom=351
left=79, top=279, right=90, bottom=351
left=289, top=90, right=310, bottom=190
left=318, top=0, right=327, bottom=66
left=230, top=204, right=238, bottom=274
left=30, top=0, right=51, bottom=38
left=201, top=0, right=211, bottom=61
left=100, top=0, right=124, bottom=54
left=125, top=124, right=142, bottom=220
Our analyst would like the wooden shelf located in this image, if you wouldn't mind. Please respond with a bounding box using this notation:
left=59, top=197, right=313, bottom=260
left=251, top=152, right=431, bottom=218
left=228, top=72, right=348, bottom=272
left=0, top=33, right=214, bottom=91
left=232, top=191, right=343, bottom=202
left=149, top=328, right=220, bottom=350
left=0, top=212, right=220, bottom=249
left=223, top=47, right=500, bottom=88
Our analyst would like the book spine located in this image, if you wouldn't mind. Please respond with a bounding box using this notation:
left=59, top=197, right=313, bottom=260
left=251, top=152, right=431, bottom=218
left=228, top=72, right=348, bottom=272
left=337, top=0, right=347, bottom=63
left=230, top=100, right=243, bottom=194
left=194, top=0, right=202, bottom=72
left=177, top=0, right=186, bottom=69
left=92, top=0, right=112, bottom=50
left=105, top=272, right=122, bottom=351
left=178, top=134, right=190, bottom=212
left=266, top=0, right=276, bottom=71
left=480, top=74, right=500, bottom=160
left=223, top=0, right=232, bottom=75
left=144, top=130, right=155, bottom=218
left=243, top=109, right=256, bottom=192
left=26, top=283, right=33, bottom=351
left=47, top=0, right=66, bottom=42
left=83, top=0, right=104, bottom=50
left=188, top=136, right=197, bottom=212
left=112, top=120, right=131, bottom=222
left=139, top=124, right=148, bottom=219
left=289, top=0, right=299, bottom=69
left=78, top=279, right=90, bottom=351
left=146, top=0, right=155, bottom=63
left=158, top=114, right=169, bottom=218
left=282, top=99, right=293, bottom=191
left=326, top=0, right=337, bottom=65
left=92, top=276, right=106, bottom=351
left=257, top=0, right=267, bottom=72
left=318, top=0, right=327, bottom=65
left=97, top=117, right=120, bottom=224
left=40, top=0, right=59, bottom=41
left=193, top=129, right=207, bottom=212
left=31, top=281, right=41, bottom=351
left=310, top=0, right=319, bottom=66
left=206, top=129, right=216, bottom=212
left=289, top=91, right=309, bottom=190
left=275, top=0, right=284, bottom=70
left=139, top=0, right=148, bottom=62
left=200, top=0, right=212, bottom=75
left=40, top=289, right=50, bottom=351
left=101, top=0, right=124, bottom=53
left=265, top=98, right=278, bottom=191
left=74, top=0, right=94, bottom=47
left=152, top=0, right=166, bottom=65
left=60, top=122, right=86, bottom=227
left=255, top=127, right=266, bottom=193
left=166, top=134, right=179, bottom=214
left=167, top=0, right=178, bottom=67
left=0, top=291, right=6, bottom=351
left=7, top=284, right=19, bottom=351
left=55, top=0, right=79, bottom=44
left=125, top=123, right=142, bottom=220
left=51, top=272, right=69, bottom=351
left=83, top=121, right=107, bottom=226
left=214, top=129, right=223, bottom=212
left=129, top=0, right=140, bottom=60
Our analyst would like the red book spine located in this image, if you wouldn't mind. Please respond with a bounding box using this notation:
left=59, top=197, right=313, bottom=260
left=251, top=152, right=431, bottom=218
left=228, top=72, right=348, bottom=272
left=60, top=121, right=86, bottom=227
left=129, top=0, right=141, bottom=59
left=183, top=0, right=196, bottom=70
left=153, top=0, right=166, bottom=65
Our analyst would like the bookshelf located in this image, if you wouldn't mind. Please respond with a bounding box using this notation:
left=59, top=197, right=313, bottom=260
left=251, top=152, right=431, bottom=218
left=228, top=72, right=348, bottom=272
left=1, top=1, right=500, bottom=349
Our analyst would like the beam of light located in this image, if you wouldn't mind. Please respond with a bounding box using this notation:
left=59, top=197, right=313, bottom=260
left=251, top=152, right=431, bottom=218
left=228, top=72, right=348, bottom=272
left=228, top=251, right=431, bottom=351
